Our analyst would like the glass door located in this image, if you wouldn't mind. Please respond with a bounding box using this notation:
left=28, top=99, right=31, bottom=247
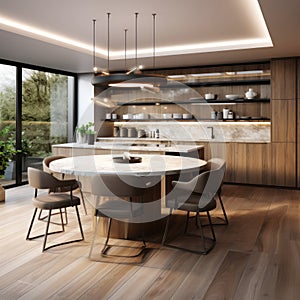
left=21, top=69, right=74, bottom=182
left=0, top=64, right=16, bottom=187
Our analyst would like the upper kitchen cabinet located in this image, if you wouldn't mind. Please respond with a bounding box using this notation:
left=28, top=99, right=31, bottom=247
left=271, top=58, right=297, bottom=100
left=271, top=58, right=297, bottom=143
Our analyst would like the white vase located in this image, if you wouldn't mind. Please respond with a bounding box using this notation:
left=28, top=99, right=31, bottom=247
left=77, top=133, right=86, bottom=144
left=245, top=88, right=257, bottom=99
left=0, top=184, right=5, bottom=202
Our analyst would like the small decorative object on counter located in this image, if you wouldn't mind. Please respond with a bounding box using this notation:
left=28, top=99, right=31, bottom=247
left=155, top=129, right=160, bottom=139
left=216, top=111, right=223, bottom=120
left=227, top=111, right=234, bottom=119
left=205, top=93, right=217, bottom=100
left=120, top=127, right=128, bottom=137
left=114, top=126, right=120, bottom=137
left=112, top=113, right=118, bottom=120
left=245, top=88, right=257, bottom=99
left=127, top=127, right=137, bottom=138
left=223, top=108, right=229, bottom=119
left=211, top=110, right=217, bottom=119
left=137, top=129, right=146, bottom=138
left=105, top=113, right=111, bottom=120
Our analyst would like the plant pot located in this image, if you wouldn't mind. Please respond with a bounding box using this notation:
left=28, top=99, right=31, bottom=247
left=87, top=133, right=95, bottom=145
left=77, top=133, right=87, bottom=144
left=0, top=184, right=5, bottom=202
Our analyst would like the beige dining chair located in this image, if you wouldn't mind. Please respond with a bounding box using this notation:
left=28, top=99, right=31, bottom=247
left=89, top=174, right=156, bottom=259
left=26, top=167, right=85, bottom=251
left=204, top=158, right=228, bottom=225
left=42, top=155, right=87, bottom=216
left=161, top=161, right=225, bottom=254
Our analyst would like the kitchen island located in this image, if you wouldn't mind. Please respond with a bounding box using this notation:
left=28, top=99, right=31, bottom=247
left=52, top=140, right=205, bottom=159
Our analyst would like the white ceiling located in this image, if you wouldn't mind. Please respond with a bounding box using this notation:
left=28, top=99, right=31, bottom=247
left=0, top=0, right=299, bottom=73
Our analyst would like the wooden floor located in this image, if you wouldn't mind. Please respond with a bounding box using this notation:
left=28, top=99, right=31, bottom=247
left=1, top=184, right=300, bottom=299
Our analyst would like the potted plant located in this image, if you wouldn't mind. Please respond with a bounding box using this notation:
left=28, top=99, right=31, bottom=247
left=0, top=125, right=18, bottom=201
left=86, top=127, right=97, bottom=145
left=75, top=122, right=95, bottom=144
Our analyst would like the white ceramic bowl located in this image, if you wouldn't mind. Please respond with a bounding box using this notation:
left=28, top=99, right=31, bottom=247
left=173, top=113, right=182, bottom=119
left=183, top=113, right=193, bottom=119
left=163, top=113, right=172, bottom=119
left=225, top=94, right=240, bottom=100
left=205, top=93, right=217, bottom=100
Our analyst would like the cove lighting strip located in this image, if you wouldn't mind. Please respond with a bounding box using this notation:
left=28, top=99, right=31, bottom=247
left=0, top=0, right=272, bottom=59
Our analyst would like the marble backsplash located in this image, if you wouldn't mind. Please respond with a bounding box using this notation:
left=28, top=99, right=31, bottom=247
left=111, top=121, right=271, bottom=143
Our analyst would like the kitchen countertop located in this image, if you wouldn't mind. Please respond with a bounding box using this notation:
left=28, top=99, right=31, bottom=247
left=52, top=142, right=204, bottom=153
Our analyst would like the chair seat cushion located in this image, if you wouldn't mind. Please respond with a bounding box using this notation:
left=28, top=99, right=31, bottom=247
left=32, top=193, right=80, bottom=210
left=167, top=193, right=217, bottom=212
left=96, top=199, right=143, bottom=219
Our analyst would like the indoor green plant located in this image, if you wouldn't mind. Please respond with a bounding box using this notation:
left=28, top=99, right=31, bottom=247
left=0, top=125, right=18, bottom=201
left=0, top=126, right=18, bottom=178
left=76, top=122, right=95, bottom=144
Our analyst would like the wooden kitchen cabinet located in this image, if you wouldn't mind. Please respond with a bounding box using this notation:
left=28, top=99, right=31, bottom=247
left=271, top=58, right=297, bottom=143
left=271, top=99, right=296, bottom=142
left=271, top=58, right=297, bottom=100
left=297, top=58, right=300, bottom=187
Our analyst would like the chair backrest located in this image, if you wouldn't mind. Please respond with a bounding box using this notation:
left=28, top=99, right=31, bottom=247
left=194, top=167, right=225, bottom=196
left=171, top=159, right=226, bottom=206
left=91, top=174, right=158, bottom=199
left=206, top=158, right=226, bottom=173
left=43, top=155, right=66, bottom=174
left=28, top=167, right=61, bottom=190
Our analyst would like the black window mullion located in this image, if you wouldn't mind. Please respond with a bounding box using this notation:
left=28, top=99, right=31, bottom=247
left=15, top=67, right=23, bottom=185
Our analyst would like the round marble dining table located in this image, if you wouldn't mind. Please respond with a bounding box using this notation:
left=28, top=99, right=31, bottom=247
left=49, top=154, right=206, bottom=177
left=49, top=154, right=207, bottom=238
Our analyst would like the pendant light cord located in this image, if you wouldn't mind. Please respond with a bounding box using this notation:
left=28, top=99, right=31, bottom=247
left=135, top=12, right=138, bottom=70
left=124, top=28, right=128, bottom=71
left=93, top=19, right=96, bottom=72
left=107, top=12, right=111, bottom=73
left=152, top=13, right=156, bottom=70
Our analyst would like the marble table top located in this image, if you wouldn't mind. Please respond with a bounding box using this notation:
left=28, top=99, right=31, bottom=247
left=49, top=154, right=206, bottom=177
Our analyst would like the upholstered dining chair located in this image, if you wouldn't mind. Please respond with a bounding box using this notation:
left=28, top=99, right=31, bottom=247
left=204, top=158, right=228, bottom=225
left=42, top=155, right=87, bottom=215
left=161, top=161, right=225, bottom=254
left=89, top=174, right=156, bottom=259
left=26, top=167, right=85, bottom=251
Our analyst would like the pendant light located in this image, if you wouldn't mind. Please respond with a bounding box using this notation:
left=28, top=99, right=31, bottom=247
left=92, top=12, right=166, bottom=88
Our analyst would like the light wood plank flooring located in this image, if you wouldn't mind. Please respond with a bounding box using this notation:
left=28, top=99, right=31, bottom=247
left=0, top=184, right=300, bottom=299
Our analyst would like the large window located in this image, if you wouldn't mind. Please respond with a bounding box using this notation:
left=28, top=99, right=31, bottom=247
left=0, top=64, right=16, bottom=186
left=0, top=61, right=76, bottom=188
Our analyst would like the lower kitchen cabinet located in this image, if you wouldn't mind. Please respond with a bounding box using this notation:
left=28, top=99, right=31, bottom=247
left=205, top=142, right=296, bottom=187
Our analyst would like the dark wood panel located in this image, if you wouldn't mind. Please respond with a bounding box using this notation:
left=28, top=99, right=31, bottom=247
left=230, top=143, right=272, bottom=185
left=271, top=99, right=296, bottom=142
left=270, top=142, right=297, bottom=187
left=271, top=58, right=297, bottom=100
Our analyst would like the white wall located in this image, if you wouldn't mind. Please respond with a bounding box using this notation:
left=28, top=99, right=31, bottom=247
left=77, top=73, right=94, bottom=126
